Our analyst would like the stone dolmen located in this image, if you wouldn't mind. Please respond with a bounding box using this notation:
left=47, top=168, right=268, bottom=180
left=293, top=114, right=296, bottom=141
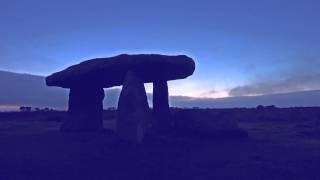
left=46, top=54, right=195, bottom=143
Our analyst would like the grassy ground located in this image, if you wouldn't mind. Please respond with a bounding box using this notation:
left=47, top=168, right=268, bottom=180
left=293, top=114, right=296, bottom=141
left=0, top=111, right=319, bottom=180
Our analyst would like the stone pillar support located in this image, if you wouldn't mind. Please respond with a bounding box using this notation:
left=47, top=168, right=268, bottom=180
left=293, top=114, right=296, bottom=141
left=117, top=71, right=150, bottom=143
left=153, top=80, right=171, bottom=132
left=60, top=86, right=105, bottom=132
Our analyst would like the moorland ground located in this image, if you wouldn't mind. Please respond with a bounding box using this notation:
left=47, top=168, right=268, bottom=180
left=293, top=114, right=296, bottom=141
left=0, top=108, right=319, bottom=180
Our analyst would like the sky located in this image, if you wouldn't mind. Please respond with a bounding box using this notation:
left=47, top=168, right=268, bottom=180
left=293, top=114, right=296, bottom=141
left=0, top=0, right=319, bottom=98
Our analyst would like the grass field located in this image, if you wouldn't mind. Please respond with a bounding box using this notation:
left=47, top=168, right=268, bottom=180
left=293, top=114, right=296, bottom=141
left=0, top=109, right=319, bottom=180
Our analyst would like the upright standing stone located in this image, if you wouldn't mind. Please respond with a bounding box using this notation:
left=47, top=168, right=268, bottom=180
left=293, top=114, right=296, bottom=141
left=117, top=71, right=150, bottom=143
left=153, top=80, right=171, bottom=132
left=61, top=86, right=105, bottom=132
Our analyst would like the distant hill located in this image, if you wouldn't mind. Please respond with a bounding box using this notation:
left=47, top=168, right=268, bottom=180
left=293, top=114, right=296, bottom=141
left=170, top=90, right=320, bottom=108
left=0, top=70, right=68, bottom=109
left=0, top=70, right=319, bottom=110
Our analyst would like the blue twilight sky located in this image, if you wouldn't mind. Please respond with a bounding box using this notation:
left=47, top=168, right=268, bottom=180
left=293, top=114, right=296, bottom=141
left=0, top=0, right=319, bottom=98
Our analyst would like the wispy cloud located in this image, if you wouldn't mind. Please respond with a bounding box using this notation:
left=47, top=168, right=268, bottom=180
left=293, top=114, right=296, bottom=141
left=229, top=57, right=320, bottom=96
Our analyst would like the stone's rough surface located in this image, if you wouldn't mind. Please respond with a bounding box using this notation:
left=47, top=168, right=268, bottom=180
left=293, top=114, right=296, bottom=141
left=60, top=86, right=105, bottom=132
left=116, top=71, right=151, bottom=143
left=46, top=54, right=195, bottom=88
left=153, top=80, right=171, bottom=132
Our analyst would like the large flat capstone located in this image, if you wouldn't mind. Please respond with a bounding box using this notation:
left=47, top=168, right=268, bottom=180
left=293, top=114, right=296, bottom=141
left=46, top=54, right=195, bottom=88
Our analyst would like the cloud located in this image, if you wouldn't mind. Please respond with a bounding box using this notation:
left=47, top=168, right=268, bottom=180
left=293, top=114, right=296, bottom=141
left=170, top=90, right=320, bottom=108
left=229, top=57, right=320, bottom=96
left=2, top=68, right=320, bottom=110
left=229, top=73, right=320, bottom=96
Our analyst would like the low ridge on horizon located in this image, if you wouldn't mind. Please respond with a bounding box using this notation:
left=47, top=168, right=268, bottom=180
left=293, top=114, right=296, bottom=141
left=1, top=70, right=320, bottom=110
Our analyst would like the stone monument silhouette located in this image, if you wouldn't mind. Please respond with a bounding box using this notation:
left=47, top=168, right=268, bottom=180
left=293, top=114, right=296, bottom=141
left=46, top=54, right=195, bottom=142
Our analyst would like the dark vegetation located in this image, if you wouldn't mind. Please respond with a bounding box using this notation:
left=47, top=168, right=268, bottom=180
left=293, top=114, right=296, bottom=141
left=0, top=107, right=319, bottom=179
left=1, top=106, right=319, bottom=137
left=2, top=106, right=319, bottom=124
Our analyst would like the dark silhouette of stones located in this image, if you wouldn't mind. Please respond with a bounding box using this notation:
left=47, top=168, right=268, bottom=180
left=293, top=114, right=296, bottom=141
left=60, top=86, right=104, bottom=132
left=45, top=54, right=195, bottom=134
left=46, top=54, right=195, bottom=88
left=153, top=80, right=171, bottom=132
left=117, top=71, right=150, bottom=143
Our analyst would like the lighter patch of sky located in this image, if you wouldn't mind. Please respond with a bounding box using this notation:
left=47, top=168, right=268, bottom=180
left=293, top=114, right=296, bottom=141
left=0, top=0, right=319, bottom=97
left=0, top=105, right=20, bottom=112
